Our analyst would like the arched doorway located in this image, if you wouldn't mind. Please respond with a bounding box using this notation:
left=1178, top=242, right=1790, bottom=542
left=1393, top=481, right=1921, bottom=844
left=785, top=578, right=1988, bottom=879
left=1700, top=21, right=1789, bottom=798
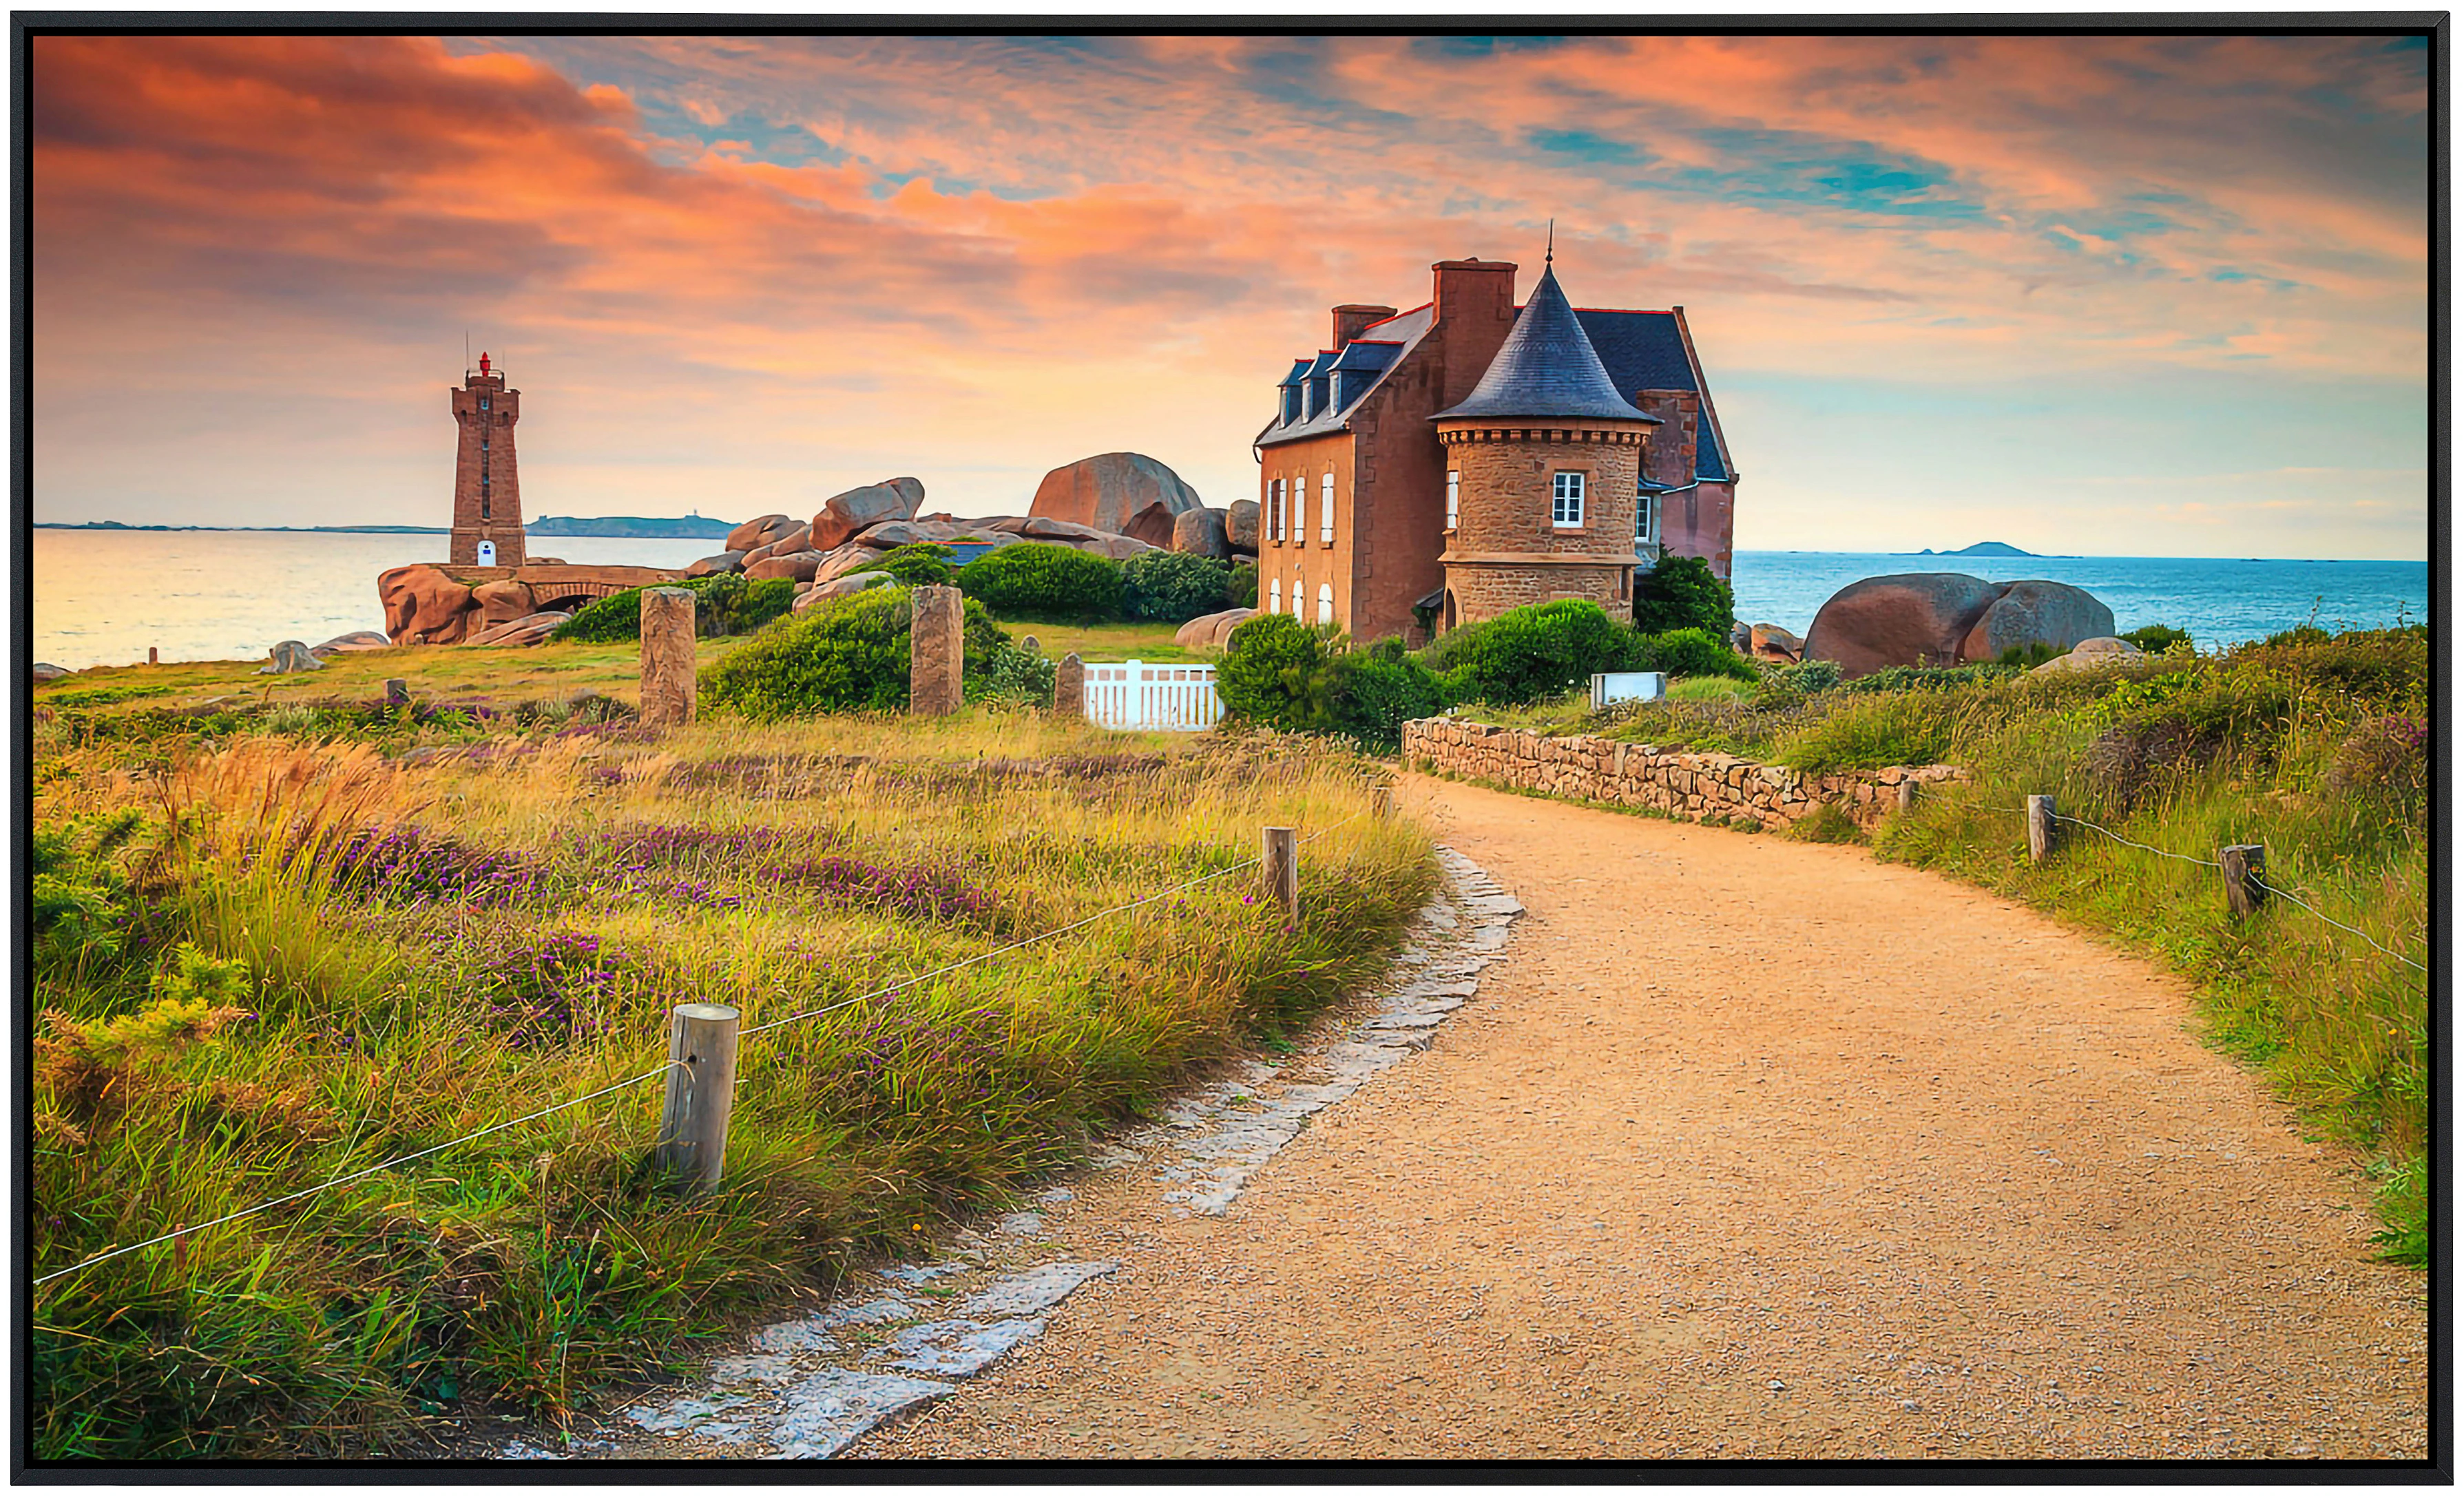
left=476, top=539, right=497, bottom=567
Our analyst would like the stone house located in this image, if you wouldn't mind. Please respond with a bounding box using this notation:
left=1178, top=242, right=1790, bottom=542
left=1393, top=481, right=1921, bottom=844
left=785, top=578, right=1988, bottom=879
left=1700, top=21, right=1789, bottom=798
left=1251, top=255, right=1737, bottom=642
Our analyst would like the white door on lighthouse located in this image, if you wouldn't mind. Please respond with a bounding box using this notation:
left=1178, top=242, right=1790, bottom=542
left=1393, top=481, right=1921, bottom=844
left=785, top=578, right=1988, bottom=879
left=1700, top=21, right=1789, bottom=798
left=477, top=540, right=497, bottom=567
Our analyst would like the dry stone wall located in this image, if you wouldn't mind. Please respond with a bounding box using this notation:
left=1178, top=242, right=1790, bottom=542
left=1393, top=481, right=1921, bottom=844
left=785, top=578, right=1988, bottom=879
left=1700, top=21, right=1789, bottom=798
left=1401, top=717, right=1963, bottom=830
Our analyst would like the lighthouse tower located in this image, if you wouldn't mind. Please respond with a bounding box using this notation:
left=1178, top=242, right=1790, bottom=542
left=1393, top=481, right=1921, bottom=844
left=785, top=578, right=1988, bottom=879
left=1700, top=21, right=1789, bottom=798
left=449, top=352, right=525, bottom=568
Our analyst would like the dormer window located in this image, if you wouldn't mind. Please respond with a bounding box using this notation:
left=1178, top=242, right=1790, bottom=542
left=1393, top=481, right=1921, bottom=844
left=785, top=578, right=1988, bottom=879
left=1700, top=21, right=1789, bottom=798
left=1282, top=383, right=1302, bottom=425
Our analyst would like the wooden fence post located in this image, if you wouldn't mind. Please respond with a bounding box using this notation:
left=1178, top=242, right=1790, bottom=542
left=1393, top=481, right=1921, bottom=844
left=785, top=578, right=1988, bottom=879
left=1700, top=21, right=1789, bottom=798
left=1262, top=825, right=1299, bottom=923
left=149, top=646, right=159, bottom=666
left=639, top=587, right=698, bottom=728
left=2025, top=794, right=2058, bottom=863
left=2221, top=844, right=2268, bottom=918
left=1897, top=779, right=1919, bottom=815
left=654, top=1002, right=741, bottom=1191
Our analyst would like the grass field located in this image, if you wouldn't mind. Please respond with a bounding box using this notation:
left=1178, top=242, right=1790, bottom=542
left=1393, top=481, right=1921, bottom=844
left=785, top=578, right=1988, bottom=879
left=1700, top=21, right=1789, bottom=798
left=31, top=647, right=1430, bottom=1457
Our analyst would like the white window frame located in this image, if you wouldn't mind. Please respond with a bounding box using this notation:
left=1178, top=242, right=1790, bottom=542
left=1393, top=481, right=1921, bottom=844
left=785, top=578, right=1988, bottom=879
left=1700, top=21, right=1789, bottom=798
left=1317, top=582, right=1335, bottom=626
left=1268, top=478, right=1283, bottom=542
left=1291, top=573, right=1305, bottom=616
left=1319, top=472, right=1335, bottom=545
left=1445, top=470, right=1459, bottom=532
left=1636, top=489, right=1659, bottom=552
left=1269, top=577, right=1282, bottom=613
left=1552, top=471, right=1586, bottom=528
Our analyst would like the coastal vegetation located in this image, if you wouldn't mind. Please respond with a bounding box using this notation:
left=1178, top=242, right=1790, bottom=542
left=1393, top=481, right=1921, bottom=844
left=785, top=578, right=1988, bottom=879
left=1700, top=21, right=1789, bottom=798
left=30, top=642, right=1432, bottom=1457
left=1463, top=624, right=2430, bottom=1257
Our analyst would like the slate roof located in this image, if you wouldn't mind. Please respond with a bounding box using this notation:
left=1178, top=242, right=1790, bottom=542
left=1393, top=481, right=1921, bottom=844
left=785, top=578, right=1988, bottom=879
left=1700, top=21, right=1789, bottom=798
left=1256, top=304, right=1436, bottom=449
left=1432, top=265, right=1656, bottom=425
left=1574, top=308, right=1733, bottom=483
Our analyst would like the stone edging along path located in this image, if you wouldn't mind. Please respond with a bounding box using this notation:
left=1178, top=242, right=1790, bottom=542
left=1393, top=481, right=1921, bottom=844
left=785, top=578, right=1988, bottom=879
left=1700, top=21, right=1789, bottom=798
left=499, top=847, right=1521, bottom=1462
left=1401, top=717, right=1963, bottom=831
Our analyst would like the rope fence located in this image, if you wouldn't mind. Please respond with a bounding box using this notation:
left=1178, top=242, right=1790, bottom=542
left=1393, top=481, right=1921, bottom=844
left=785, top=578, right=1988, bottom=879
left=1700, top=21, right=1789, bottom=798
left=36, top=805, right=1379, bottom=1289
left=2014, top=794, right=2426, bottom=976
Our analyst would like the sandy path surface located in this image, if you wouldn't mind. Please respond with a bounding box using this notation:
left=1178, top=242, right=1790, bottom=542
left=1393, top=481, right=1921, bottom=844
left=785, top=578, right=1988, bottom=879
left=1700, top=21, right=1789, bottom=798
left=852, top=777, right=2427, bottom=1460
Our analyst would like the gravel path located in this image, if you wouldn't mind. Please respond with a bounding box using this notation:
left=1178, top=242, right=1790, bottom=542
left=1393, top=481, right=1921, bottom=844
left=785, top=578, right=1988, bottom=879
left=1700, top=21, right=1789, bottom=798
left=851, top=776, right=2427, bottom=1460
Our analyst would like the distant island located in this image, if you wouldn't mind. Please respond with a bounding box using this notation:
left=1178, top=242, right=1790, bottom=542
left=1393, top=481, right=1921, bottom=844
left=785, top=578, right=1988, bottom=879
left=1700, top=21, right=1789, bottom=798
left=528, top=514, right=736, bottom=538
left=37, top=520, right=446, bottom=534
left=1918, top=541, right=2037, bottom=557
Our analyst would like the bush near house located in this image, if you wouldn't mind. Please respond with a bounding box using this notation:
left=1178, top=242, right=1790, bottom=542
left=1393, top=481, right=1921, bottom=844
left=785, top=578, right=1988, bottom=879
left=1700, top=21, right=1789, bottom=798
left=1216, top=616, right=1449, bottom=756
left=1631, top=548, right=1735, bottom=637
left=952, top=542, right=1124, bottom=622
left=550, top=573, right=795, bottom=644
left=1423, top=599, right=1655, bottom=706
left=1226, top=560, right=1259, bottom=611
left=1120, top=551, right=1235, bottom=624
left=868, top=542, right=960, bottom=589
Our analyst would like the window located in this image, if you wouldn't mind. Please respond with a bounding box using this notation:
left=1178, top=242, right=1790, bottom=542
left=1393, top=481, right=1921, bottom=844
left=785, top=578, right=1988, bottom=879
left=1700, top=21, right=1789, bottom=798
left=479, top=397, right=490, bottom=412
left=1445, top=470, right=1459, bottom=531
left=1319, top=472, right=1335, bottom=544
left=1269, top=578, right=1282, bottom=613
left=1552, top=471, right=1586, bottom=527
left=1268, top=478, right=1283, bottom=542
left=1636, top=491, right=1659, bottom=553
left=1291, top=573, right=1305, bottom=616
left=1317, top=583, right=1334, bottom=625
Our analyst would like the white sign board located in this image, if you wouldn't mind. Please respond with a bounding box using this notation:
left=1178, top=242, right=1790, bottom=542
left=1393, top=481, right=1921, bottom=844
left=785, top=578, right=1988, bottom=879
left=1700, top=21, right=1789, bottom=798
left=1590, top=671, right=1667, bottom=709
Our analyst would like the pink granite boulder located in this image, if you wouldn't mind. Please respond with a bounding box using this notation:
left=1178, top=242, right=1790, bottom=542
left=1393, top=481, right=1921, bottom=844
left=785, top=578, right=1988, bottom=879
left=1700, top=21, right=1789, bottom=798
left=1028, top=452, right=1202, bottom=547
left=810, top=477, right=926, bottom=551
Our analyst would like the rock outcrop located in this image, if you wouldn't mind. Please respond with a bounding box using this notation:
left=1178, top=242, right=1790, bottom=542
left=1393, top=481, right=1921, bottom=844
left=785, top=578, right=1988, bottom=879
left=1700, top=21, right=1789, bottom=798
left=746, top=549, right=824, bottom=583
left=311, top=631, right=393, bottom=657
left=33, top=662, right=70, bottom=682
left=1172, top=507, right=1231, bottom=559
left=796, top=571, right=899, bottom=610
left=1802, top=573, right=2114, bottom=679
left=1748, top=623, right=1803, bottom=664
left=685, top=551, right=744, bottom=578
left=726, top=514, right=800, bottom=554
left=1173, top=607, right=1257, bottom=649
left=462, top=611, right=572, bottom=648
left=380, top=564, right=483, bottom=644
left=256, top=640, right=324, bottom=673
left=1028, top=452, right=1202, bottom=547
left=1224, top=498, right=1260, bottom=552
left=472, top=578, right=537, bottom=627
left=810, top=478, right=926, bottom=551
left=2033, top=635, right=2145, bottom=673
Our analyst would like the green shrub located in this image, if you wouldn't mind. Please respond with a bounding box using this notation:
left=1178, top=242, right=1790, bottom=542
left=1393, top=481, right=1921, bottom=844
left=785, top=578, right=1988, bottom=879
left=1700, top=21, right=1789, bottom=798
left=2120, top=624, right=2191, bottom=653
left=550, top=574, right=793, bottom=643
left=953, top=543, right=1123, bottom=621
left=1785, top=803, right=1865, bottom=844
left=1226, top=560, right=1258, bottom=610
left=1771, top=693, right=1956, bottom=772
left=1844, top=662, right=2019, bottom=694
left=1640, top=626, right=1757, bottom=682
left=700, top=586, right=914, bottom=717
left=1631, top=549, right=1734, bottom=636
left=972, top=638, right=1058, bottom=708
left=1216, top=613, right=1331, bottom=732
left=1322, top=639, right=1450, bottom=755
left=1995, top=640, right=2060, bottom=668
left=32, top=810, right=154, bottom=971
left=1120, top=551, right=1234, bottom=623
left=700, top=586, right=1014, bottom=719
left=1771, top=657, right=1843, bottom=694
left=870, top=543, right=957, bottom=588
left=1430, top=600, right=1652, bottom=707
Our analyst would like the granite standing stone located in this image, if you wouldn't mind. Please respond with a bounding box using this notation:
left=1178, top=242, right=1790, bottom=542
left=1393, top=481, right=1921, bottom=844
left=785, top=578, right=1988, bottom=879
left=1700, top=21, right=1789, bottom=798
left=909, top=584, right=963, bottom=715
left=640, top=587, right=698, bottom=727
left=1054, top=652, right=1085, bottom=718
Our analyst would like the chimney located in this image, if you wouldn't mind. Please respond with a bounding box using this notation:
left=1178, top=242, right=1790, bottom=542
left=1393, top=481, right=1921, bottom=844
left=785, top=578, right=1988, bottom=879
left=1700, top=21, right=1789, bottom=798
left=1332, top=303, right=1397, bottom=351
left=1431, top=257, right=1519, bottom=408
left=1634, top=390, right=1700, bottom=490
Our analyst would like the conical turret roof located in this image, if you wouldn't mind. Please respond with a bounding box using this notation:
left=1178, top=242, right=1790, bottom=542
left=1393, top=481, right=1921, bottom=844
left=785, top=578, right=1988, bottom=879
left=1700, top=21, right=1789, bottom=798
left=1434, top=263, right=1657, bottom=425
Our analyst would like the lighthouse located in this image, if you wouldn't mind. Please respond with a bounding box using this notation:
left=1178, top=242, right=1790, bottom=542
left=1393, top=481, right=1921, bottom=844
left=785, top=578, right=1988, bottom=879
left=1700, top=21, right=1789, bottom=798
left=449, top=351, right=525, bottom=568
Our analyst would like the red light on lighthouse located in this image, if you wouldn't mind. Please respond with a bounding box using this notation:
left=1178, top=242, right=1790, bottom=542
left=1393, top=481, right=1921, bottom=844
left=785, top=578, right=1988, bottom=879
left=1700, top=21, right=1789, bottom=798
left=478, top=351, right=492, bottom=376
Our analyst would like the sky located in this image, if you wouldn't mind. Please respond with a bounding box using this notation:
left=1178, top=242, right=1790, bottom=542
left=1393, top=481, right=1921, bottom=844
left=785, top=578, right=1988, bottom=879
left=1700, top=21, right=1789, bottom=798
left=29, top=30, right=2433, bottom=559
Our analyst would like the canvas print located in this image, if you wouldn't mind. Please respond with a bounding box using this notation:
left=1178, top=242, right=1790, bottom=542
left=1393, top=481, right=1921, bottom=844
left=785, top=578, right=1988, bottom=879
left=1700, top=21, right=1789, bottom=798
left=21, top=25, right=2435, bottom=1471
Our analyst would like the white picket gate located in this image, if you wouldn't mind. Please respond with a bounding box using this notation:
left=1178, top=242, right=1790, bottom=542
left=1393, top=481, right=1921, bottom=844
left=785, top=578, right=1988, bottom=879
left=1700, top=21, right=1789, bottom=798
left=1083, top=660, right=1224, bottom=732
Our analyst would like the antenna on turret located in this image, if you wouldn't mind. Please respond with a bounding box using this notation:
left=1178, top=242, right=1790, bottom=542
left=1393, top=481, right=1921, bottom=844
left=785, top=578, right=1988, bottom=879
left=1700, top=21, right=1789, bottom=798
left=1545, top=218, right=1554, bottom=265
left=464, top=328, right=470, bottom=374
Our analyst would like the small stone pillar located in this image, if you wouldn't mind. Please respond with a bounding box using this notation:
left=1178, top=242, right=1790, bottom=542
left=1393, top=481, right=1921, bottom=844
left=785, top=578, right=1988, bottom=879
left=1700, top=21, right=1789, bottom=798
left=909, top=584, right=963, bottom=715
left=384, top=677, right=410, bottom=706
left=1054, top=653, right=1085, bottom=718
left=639, top=587, right=698, bottom=728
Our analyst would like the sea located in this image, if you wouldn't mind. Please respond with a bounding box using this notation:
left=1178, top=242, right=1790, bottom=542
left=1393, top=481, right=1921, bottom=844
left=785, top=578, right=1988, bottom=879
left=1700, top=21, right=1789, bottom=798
left=26, top=529, right=2435, bottom=672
